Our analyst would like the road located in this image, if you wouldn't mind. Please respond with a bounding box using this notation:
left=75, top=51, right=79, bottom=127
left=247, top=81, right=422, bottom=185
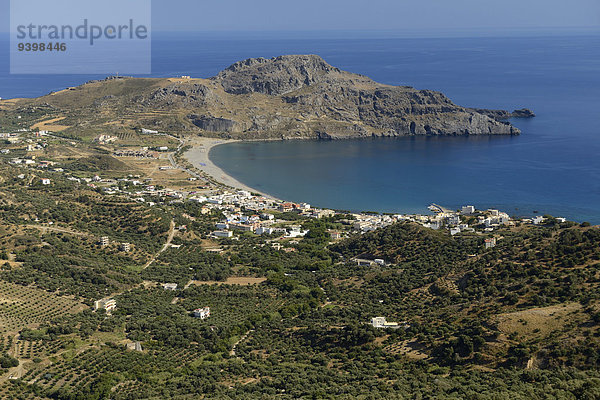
left=143, top=220, right=175, bottom=270
left=230, top=330, right=253, bottom=356
left=25, top=224, right=89, bottom=237
left=165, top=135, right=204, bottom=180
left=1, top=336, right=25, bottom=383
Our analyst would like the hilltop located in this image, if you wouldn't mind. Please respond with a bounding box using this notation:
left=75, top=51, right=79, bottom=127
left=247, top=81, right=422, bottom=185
left=0, top=55, right=528, bottom=140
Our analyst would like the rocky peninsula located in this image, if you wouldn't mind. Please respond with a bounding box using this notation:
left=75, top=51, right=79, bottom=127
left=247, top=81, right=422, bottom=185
left=3, top=55, right=530, bottom=141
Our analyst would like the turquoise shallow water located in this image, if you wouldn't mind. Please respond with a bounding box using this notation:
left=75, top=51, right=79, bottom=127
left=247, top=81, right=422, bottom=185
left=1, top=33, right=599, bottom=222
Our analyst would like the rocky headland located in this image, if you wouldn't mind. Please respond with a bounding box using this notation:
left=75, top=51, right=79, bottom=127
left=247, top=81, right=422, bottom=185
left=5, top=55, right=531, bottom=140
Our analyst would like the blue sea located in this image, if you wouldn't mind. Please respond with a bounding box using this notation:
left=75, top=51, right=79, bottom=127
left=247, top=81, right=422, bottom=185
left=1, top=33, right=599, bottom=222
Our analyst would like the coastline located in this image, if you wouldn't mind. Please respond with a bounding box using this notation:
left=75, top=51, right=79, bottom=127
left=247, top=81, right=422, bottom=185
left=184, top=137, right=278, bottom=199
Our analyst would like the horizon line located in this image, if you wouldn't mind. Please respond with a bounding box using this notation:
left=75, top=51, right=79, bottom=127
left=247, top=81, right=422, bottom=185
left=1, top=26, right=599, bottom=36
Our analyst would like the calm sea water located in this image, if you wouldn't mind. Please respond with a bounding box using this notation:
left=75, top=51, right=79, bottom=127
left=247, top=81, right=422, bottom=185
left=1, top=34, right=599, bottom=222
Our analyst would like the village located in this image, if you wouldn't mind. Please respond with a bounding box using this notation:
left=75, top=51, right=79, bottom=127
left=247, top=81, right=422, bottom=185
left=0, top=129, right=559, bottom=244
left=1, top=128, right=565, bottom=328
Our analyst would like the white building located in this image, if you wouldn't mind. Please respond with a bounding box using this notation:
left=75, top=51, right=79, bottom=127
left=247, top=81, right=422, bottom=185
left=193, top=307, right=210, bottom=319
left=256, top=227, right=274, bottom=235
left=141, top=128, right=158, bottom=134
left=163, top=283, right=178, bottom=291
left=485, top=237, right=497, bottom=249
left=213, top=230, right=233, bottom=238
left=260, top=213, right=275, bottom=220
left=498, top=213, right=510, bottom=225
left=329, top=231, right=342, bottom=240
left=312, top=209, right=335, bottom=219
left=41, top=178, right=51, bottom=185
left=461, top=205, right=475, bottom=215
left=354, top=259, right=375, bottom=267
left=446, top=215, right=460, bottom=225
left=127, top=341, right=143, bottom=352
left=424, top=220, right=441, bottom=230
left=189, top=196, right=208, bottom=203
left=286, top=228, right=308, bottom=238
left=532, top=216, right=545, bottom=225
left=371, top=317, right=399, bottom=329
left=94, top=298, right=116, bottom=313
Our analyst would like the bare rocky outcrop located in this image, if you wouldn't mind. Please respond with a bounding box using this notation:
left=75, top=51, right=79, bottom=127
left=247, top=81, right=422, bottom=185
left=147, top=83, right=220, bottom=108
left=210, top=55, right=523, bottom=137
left=213, top=54, right=353, bottom=95
left=470, top=107, right=536, bottom=121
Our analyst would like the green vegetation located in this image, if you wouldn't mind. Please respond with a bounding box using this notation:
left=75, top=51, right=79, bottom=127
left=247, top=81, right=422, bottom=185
left=0, top=143, right=598, bottom=398
left=67, top=154, right=133, bottom=173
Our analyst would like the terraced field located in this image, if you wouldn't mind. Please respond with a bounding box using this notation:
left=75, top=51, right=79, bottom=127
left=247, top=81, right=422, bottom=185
left=15, top=345, right=206, bottom=398
left=0, top=281, right=86, bottom=334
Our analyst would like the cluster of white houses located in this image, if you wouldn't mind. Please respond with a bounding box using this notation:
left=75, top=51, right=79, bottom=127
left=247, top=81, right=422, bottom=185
left=91, top=181, right=561, bottom=251
left=2, top=132, right=565, bottom=254
left=0, top=130, right=558, bottom=239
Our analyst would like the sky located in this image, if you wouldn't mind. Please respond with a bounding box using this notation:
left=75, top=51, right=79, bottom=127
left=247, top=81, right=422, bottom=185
left=0, top=0, right=599, bottom=36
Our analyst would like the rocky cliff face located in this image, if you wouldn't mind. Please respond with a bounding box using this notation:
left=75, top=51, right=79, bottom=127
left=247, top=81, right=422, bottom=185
left=188, top=115, right=237, bottom=132
left=21, top=54, right=527, bottom=139
left=208, top=55, right=521, bottom=137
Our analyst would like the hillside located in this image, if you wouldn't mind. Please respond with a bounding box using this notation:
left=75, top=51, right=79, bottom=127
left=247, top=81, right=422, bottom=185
left=0, top=147, right=597, bottom=398
left=0, top=55, right=528, bottom=140
left=330, top=222, right=600, bottom=370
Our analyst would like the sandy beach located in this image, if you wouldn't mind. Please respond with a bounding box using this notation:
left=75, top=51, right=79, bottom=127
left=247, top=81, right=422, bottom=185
left=184, top=137, right=275, bottom=198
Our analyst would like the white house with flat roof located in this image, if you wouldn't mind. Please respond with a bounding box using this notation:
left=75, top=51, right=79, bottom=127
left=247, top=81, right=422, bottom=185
left=532, top=216, right=545, bottom=225
left=371, top=317, right=399, bottom=329
left=256, top=227, right=274, bottom=235
left=485, top=238, right=497, bottom=249
left=461, top=205, right=475, bottom=215
left=193, top=307, right=210, bottom=319
left=213, top=230, right=233, bottom=238
left=94, top=298, right=116, bottom=313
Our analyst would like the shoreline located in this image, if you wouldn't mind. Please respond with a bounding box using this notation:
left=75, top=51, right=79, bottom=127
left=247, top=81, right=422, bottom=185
left=184, top=137, right=278, bottom=199
left=182, top=137, right=596, bottom=223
